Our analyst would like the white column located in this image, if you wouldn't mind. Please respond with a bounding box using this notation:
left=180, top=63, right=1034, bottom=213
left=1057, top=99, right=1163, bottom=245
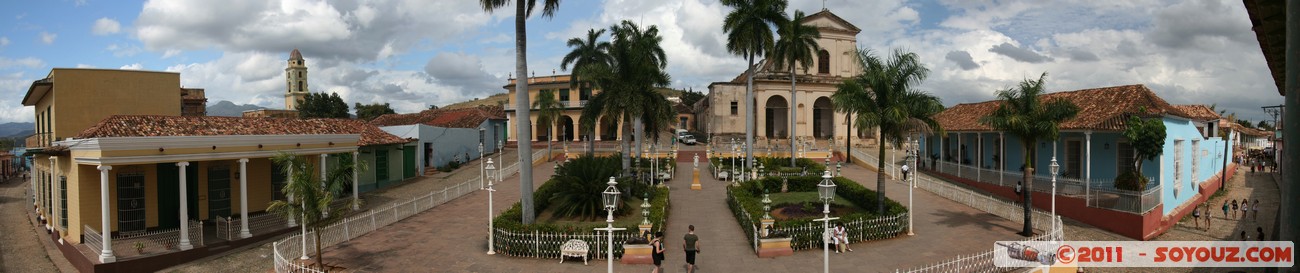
left=238, top=158, right=251, bottom=238
left=999, top=132, right=1005, bottom=186
left=47, top=157, right=56, bottom=230
left=1085, top=131, right=1092, bottom=206
left=287, top=166, right=296, bottom=227
left=957, top=133, right=963, bottom=177
left=97, top=165, right=116, bottom=263
left=977, top=133, right=982, bottom=181
left=352, top=151, right=360, bottom=211
left=177, top=161, right=193, bottom=250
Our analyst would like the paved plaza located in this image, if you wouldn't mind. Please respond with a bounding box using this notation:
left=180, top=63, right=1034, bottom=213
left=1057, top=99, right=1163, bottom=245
left=317, top=146, right=1027, bottom=272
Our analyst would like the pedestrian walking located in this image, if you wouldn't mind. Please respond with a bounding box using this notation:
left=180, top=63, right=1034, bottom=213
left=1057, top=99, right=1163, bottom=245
left=901, top=163, right=910, bottom=181
left=683, top=225, right=700, bottom=273
left=1241, top=198, right=1250, bottom=220
left=1222, top=201, right=1230, bottom=219
left=1241, top=230, right=1249, bottom=240
left=1192, top=206, right=1201, bottom=230
left=1257, top=227, right=1266, bottom=241
left=1252, top=200, right=1260, bottom=222
left=1232, top=200, right=1239, bottom=219
left=651, top=231, right=665, bottom=273
left=1203, top=204, right=1211, bottom=230
left=1015, top=181, right=1024, bottom=203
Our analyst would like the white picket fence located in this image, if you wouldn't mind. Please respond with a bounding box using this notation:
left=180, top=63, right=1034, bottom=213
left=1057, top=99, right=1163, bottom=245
left=490, top=229, right=635, bottom=261
left=215, top=213, right=288, bottom=241
left=773, top=212, right=908, bottom=251
left=84, top=220, right=203, bottom=259
left=272, top=150, right=543, bottom=273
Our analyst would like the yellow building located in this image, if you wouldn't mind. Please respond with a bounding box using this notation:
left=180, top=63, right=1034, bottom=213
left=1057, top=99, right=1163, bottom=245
left=700, top=10, right=879, bottom=147
left=20, top=69, right=407, bottom=270
left=502, top=74, right=627, bottom=142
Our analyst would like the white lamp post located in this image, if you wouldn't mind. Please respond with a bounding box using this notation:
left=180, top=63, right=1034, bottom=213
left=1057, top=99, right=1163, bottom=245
left=814, top=171, right=839, bottom=273
left=497, top=140, right=504, bottom=181
left=906, top=144, right=916, bottom=236
left=479, top=142, right=485, bottom=190
left=485, top=159, right=497, bottom=255
left=594, top=177, right=625, bottom=273
left=1050, top=155, right=1059, bottom=240
left=732, top=141, right=739, bottom=181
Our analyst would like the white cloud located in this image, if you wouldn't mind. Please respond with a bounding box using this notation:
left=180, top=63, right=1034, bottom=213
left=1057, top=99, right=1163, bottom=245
left=0, top=72, right=36, bottom=123
left=119, top=63, right=144, bottom=70
left=76, top=64, right=95, bottom=68
left=0, top=37, right=9, bottom=47
left=39, top=32, right=57, bottom=44
left=0, top=57, right=45, bottom=69
left=107, top=44, right=143, bottom=57
left=92, top=17, right=121, bottom=35
left=135, top=0, right=493, bottom=62
left=161, top=49, right=182, bottom=59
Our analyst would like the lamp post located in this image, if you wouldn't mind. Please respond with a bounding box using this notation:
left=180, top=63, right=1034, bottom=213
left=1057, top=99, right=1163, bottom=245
left=905, top=148, right=915, bottom=236
left=485, top=159, right=497, bottom=255
left=497, top=140, right=504, bottom=182
left=594, top=177, right=626, bottom=273
left=757, top=163, right=765, bottom=179
left=479, top=142, right=485, bottom=190
left=814, top=171, right=839, bottom=273
left=1050, top=155, right=1060, bottom=240
left=732, top=141, right=739, bottom=182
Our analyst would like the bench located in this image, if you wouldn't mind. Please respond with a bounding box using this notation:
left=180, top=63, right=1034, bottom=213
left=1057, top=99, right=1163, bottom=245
left=560, top=239, right=589, bottom=265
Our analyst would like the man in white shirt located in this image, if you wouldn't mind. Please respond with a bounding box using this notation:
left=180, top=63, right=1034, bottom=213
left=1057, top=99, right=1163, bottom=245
left=901, top=163, right=910, bottom=181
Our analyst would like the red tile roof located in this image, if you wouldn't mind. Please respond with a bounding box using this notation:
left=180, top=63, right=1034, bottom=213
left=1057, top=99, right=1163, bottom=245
left=370, top=106, right=505, bottom=128
left=935, top=84, right=1194, bottom=132
left=1171, top=105, right=1222, bottom=121
left=74, top=115, right=410, bottom=146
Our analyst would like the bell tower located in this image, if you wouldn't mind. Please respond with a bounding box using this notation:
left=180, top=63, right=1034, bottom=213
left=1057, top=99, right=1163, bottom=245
left=285, top=48, right=309, bottom=110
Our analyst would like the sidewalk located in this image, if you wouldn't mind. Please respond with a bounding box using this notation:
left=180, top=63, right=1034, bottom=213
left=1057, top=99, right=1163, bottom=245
left=164, top=149, right=519, bottom=272
left=0, top=174, right=77, bottom=273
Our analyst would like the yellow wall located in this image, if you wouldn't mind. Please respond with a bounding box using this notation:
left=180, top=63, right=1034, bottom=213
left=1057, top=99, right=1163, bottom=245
left=43, top=69, right=182, bottom=142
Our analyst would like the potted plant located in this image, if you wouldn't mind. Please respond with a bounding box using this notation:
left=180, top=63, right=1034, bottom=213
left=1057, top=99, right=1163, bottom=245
left=134, top=242, right=145, bottom=254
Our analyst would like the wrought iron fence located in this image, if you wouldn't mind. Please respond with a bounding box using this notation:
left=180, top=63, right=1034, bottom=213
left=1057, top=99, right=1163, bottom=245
left=84, top=220, right=203, bottom=259
left=215, top=213, right=288, bottom=241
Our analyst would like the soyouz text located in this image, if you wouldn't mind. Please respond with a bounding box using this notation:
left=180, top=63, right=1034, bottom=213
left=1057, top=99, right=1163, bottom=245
left=994, top=241, right=1294, bottom=267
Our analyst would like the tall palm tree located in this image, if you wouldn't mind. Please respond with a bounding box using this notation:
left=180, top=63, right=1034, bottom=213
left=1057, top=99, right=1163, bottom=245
left=577, top=20, right=672, bottom=176
left=534, top=89, right=564, bottom=162
left=266, top=152, right=361, bottom=272
left=832, top=48, right=945, bottom=214
left=772, top=10, right=820, bottom=167
left=562, top=28, right=613, bottom=156
left=978, top=72, right=1079, bottom=236
left=723, top=0, right=787, bottom=170
left=480, top=0, right=561, bottom=224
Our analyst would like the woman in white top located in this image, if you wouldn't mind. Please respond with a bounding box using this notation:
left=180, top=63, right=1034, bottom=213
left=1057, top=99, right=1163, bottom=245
left=834, top=223, right=852, bottom=253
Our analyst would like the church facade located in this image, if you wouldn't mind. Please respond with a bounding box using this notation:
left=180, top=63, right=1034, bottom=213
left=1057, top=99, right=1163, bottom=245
left=700, top=10, right=877, bottom=148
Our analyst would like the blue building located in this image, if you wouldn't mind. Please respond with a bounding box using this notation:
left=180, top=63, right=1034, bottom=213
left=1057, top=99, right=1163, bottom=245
left=925, top=85, right=1232, bottom=239
left=371, top=106, right=507, bottom=176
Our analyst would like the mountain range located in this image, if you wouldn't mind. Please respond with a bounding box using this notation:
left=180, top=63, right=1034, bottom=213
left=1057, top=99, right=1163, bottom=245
left=206, top=100, right=267, bottom=117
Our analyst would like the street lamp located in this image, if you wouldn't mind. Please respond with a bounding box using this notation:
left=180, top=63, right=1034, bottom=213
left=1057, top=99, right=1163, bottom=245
left=905, top=148, right=915, bottom=236
left=479, top=135, right=485, bottom=190
left=757, top=163, right=765, bottom=179
left=814, top=171, right=839, bottom=273
left=485, top=159, right=497, bottom=255
left=595, top=177, right=626, bottom=273
left=497, top=139, right=504, bottom=182
left=1050, top=155, right=1059, bottom=240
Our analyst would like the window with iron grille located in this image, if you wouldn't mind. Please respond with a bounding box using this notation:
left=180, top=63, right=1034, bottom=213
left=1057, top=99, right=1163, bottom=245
left=730, top=101, right=738, bottom=115
left=1174, top=140, right=1184, bottom=198
left=60, top=176, right=66, bottom=229
left=117, top=172, right=146, bottom=232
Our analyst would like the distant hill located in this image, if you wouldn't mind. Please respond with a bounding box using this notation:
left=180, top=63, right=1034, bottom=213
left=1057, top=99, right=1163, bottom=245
left=207, top=100, right=267, bottom=117
left=442, top=93, right=509, bottom=110
left=0, top=122, right=34, bottom=138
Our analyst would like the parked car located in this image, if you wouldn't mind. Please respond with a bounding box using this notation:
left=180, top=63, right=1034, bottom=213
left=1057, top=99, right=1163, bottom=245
left=679, top=135, right=697, bottom=145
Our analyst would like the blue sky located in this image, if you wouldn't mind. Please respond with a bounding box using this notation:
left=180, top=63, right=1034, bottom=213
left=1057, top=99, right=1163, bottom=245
left=0, top=0, right=1285, bottom=124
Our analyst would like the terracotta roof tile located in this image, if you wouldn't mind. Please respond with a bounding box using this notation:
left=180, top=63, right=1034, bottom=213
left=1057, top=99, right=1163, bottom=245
left=370, top=106, right=505, bottom=128
left=1171, top=105, right=1222, bottom=121
left=74, top=115, right=410, bottom=146
left=935, top=84, right=1194, bottom=132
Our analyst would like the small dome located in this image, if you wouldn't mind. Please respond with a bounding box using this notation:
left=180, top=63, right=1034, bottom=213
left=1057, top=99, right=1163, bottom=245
left=289, top=48, right=303, bottom=61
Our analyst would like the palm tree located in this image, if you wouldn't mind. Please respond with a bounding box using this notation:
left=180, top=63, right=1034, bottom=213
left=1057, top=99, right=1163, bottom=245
left=534, top=89, right=564, bottom=162
left=266, top=152, right=361, bottom=272
left=561, top=28, right=613, bottom=156
left=577, top=20, right=672, bottom=176
left=831, top=48, right=945, bottom=214
left=723, top=0, right=787, bottom=170
left=978, top=72, right=1079, bottom=236
left=772, top=10, right=820, bottom=167
left=480, top=0, right=561, bottom=224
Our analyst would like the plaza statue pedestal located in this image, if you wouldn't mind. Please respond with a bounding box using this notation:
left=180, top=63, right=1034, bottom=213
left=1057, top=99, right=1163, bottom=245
left=620, top=244, right=653, bottom=264
left=757, top=238, right=793, bottom=258
left=691, top=169, right=702, bottom=190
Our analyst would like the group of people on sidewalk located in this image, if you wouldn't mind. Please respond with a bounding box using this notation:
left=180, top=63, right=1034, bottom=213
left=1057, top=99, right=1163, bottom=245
left=650, top=225, right=701, bottom=273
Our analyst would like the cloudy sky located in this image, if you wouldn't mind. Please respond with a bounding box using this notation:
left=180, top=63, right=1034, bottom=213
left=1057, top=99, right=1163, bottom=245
left=0, top=0, right=1284, bottom=123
